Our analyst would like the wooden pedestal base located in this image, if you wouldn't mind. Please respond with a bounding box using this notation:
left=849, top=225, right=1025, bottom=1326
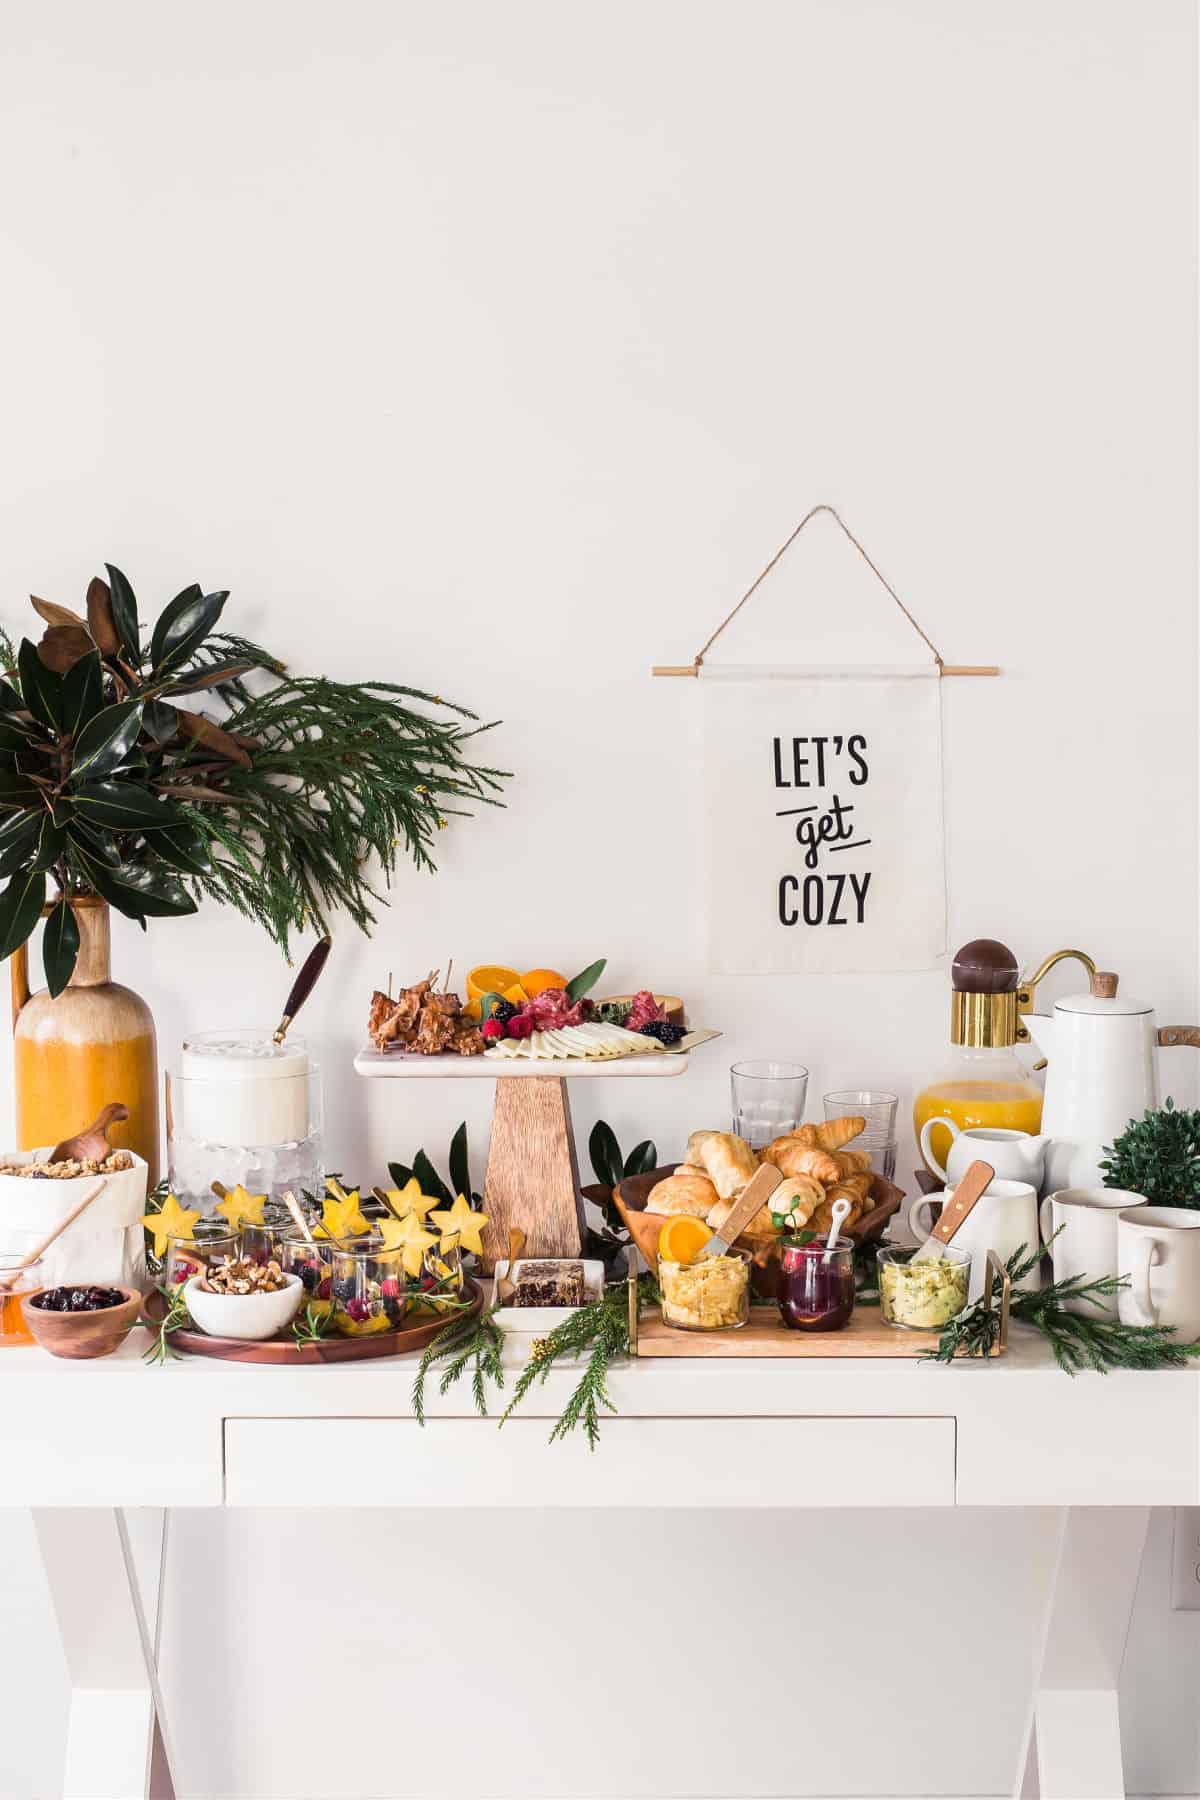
left=481, top=1076, right=584, bottom=1267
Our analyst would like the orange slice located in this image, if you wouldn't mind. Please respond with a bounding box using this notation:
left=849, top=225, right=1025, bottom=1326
left=503, top=982, right=529, bottom=1005
left=522, top=967, right=567, bottom=997
left=466, top=965, right=520, bottom=1002
left=657, top=1215, right=713, bottom=1266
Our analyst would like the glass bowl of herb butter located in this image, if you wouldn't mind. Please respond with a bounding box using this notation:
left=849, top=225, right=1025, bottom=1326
left=877, top=1244, right=970, bottom=1330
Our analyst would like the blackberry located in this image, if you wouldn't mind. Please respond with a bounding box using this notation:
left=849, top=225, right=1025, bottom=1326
left=638, top=1020, right=686, bottom=1046
left=490, top=998, right=518, bottom=1025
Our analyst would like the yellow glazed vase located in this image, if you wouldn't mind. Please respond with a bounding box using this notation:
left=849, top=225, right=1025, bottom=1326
left=10, top=897, right=159, bottom=1183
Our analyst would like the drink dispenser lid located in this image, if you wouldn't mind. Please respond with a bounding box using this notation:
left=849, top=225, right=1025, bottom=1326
left=950, top=939, right=1021, bottom=1046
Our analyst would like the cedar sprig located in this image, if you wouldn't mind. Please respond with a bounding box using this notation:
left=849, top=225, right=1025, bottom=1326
left=924, top=1237, right=1200, bottom=1371
left=411, top=1307, right=505, bottom=1424
left=141, top=1283, right=190, bottom=1367
left=500, top=1276, right=658, bottom=1450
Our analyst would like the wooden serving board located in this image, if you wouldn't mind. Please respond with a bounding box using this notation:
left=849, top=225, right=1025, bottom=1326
left=142, top=1279, right=482, bottom=1364
left=637, top=1304, right=942, bottom=1357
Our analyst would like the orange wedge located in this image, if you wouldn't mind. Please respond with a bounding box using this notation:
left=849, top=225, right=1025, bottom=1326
left=522, top=967, right=567, bottom=997
left=657, top=1214, right=713, bottom=1266
left=503, top=982, right=529, bottom=1005
left=466, top=965, right=520, bottom=1002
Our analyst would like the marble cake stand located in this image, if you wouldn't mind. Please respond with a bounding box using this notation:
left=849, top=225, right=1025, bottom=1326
left=354, top=1046, right=689, bottom=1265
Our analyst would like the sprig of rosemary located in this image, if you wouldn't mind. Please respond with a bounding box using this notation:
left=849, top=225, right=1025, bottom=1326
left=411, top=1307, right=505, bottom=1423
left=925, top=1240, right=1200, bottom=1371
left=500, top=1276, right=658, bottom=1450
left=292, top=1303, right=335, bottom=1349
left=141, top=1284, right=190, bottom=1367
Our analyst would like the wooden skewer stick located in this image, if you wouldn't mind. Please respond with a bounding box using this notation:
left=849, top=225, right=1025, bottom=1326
left=0, top=1181, right=108, bottom=1292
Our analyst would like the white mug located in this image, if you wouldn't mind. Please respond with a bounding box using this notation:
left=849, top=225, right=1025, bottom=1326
left=918, top=1121, right=1047, bottom=1191
left=908, top=1177, right=1042, bottom=1300
left=1039, top=1187, right=1146, bottom=1316
left=1117, top=1207, right=1200, bottom=1342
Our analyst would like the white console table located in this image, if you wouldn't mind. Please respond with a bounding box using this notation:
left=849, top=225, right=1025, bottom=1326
left=2, top=1327, right=1194, bottom=1800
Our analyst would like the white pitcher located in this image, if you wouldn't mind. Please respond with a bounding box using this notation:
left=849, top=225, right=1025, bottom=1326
left=908, top=1177, right=1042, bottom=1300
left=917, top=1121, right=1048, bottom=1191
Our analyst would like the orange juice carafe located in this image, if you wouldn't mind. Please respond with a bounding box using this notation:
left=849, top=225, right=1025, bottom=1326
left=914, top=938, right=1057, bottom=1176
left=11, top=897, right=159, bottom=1183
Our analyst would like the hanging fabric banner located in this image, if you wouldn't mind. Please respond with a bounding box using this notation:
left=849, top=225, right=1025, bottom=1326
left=702, top=665, right=946, bottom=975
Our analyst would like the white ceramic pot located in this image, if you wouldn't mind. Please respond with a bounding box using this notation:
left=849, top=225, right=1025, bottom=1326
left=917, top=1121, right=1048, bottom=1190
left=908, top=1178, right=1042, bottom=1301
left=184, top=1272, right=305, bottom=1341
left=0, top=1149, right=149, bottom=1290
left=1117, top=1207, right=1200, bottom=1342
left=1039, top=1187, right=1146, bottom=1315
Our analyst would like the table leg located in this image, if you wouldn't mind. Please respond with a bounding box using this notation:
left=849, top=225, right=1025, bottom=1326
left=32, top=1506, right=177, bottom=1800
left=1014, top=1506, right=1149, bottom=1800
left=482, top=1076, right=583, bottom=1264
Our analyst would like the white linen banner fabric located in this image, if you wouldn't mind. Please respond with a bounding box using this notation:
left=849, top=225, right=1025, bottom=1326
left=702, top=666, right=946, bottom=975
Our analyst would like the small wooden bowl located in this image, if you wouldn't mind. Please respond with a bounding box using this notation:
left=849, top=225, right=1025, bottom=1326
left=21, top=1284, right=143, bottom=1359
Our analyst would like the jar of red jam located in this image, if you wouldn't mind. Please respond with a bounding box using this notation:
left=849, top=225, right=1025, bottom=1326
left=777, top=1239, right=855, bottom=1331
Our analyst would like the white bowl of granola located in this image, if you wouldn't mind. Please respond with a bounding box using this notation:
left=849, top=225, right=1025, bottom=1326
left=184, top=1270, right=305, bottom=1340
left=0, top=1147, right=149, bottom=1291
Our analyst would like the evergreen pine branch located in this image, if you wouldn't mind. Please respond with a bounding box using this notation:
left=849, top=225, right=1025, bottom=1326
left=924, top=1238, right=1200, bottom=1370
left=411, top=1308, right=504, bottom=1423
left=499, top=1276, right=658, bottom=1450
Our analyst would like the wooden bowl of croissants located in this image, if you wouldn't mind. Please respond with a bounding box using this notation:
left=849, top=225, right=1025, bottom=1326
left=613, top=1116, right=903, bottom=1298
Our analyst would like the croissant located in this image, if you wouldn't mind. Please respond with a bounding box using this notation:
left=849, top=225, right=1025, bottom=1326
left=696, top=1131, right=758, bottom=1200
left=785, top=1117, right=867, bottom=1153
left=762, top=1138, right=841, bottom=1185
left=827, top=1173, right=873, bottom=1203
left=830, top=1149, right=872, bottom=1177
left=770, top=1174, right=824, bottom=1228
left=810, top=1194, right=863, bottom=1233
left=645, top=1171, right=719, bottom=1218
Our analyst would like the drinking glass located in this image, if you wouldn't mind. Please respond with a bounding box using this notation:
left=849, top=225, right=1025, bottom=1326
left=730, top=1061, right=809, bottom=1149
left=824, top=1089, right=899, bottom=1181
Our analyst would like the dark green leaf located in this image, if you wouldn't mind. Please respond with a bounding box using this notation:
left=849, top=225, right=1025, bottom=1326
left=104, top=565, right=141, bottom=662
left=150, top=819, right=211, bottom=876
left=61, top=650, right=104, bottom=739
left=17, top=638, right=63, bottom=730
left=74, top=781, right=183, bottom=832
left=42, top=898, right=79, bottom=997
left=0, top=868, right=45, bottom=958
left=161, top=658, right=254, bottom=695
left=0, top=813, right=46, bottom=878
left=0, top=769, right=40, bottom=811
left=565, top=957, right=606, bottom=1004
left=67, top=818, right=120, bottom=865
left=149, top=587, right=228, bottom=674
left=0, top=680, right=22, bottom=711
left=141, top=700, right=179, bottom=743
left=588, top=1120, right=624, bottom=1192
left=29, top=817, right=66, bottom=872
left=478, top=989, right=503, bottom=1022
left=448, top=1122, right=471, bottom=1202
left=74, top=850, right=196, bottom=920
left=412, top=1149, right=452, bottom=1205
left=623, top=1138, right=658, bottom=1178
left=387, top=1161, right=415, bottom=1190
left=71, top=700, right=145, bottom=782
left=0, top=715, right=44, bottom=753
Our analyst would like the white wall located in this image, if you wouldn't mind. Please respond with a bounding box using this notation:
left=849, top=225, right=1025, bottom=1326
left=0, top=2, right=1195, bottom=1796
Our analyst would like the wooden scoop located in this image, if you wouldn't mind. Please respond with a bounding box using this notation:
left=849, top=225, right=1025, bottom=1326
left=496, top=1228, right=526, bottom=1301
left=50, top=1103, right=129, bottom=1165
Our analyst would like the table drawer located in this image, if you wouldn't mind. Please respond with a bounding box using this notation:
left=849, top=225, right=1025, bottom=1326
left=224, top=1416, right=955, bottom=1506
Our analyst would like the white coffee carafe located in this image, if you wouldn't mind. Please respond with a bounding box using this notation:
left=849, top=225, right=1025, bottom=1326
left=1022, top=966, right=1198, bottom=1193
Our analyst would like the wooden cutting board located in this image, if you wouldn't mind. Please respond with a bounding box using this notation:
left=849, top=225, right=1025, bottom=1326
left=637, top=1305, right=944, bottom=1357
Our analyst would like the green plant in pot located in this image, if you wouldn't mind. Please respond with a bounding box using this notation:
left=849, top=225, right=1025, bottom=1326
left=581, top=1120, right=658, bottom=1277
left=1, top=568, right=509, bottom=1177
left=1102, top=1099, right=1200, bottom=1208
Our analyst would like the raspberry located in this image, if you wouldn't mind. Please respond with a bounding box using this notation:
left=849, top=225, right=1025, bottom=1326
left=506, top=1015, right=535, bottom=1039
left=481, top=1018, right=506, bottom=1042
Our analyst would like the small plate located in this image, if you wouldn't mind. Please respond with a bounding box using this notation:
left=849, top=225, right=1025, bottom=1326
left=488, top=1258, right=604, bottom=1333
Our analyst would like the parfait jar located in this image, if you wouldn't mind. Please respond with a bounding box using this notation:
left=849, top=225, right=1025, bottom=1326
left=160, top=1224, right=240, bottom=1293
left=326, top=1236, right=407, bottom=1337
left=777, top=1239, right=856, bottom=1332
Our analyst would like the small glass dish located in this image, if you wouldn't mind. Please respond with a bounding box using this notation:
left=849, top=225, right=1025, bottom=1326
left=659, top=1250, right=750, bottom=1331
left=280, top=1231, right=332, bottom=1310
left=0, top=1254, right=43, bottom=1345
left=877, top=1244, right=971, bottom=1330
left=777, top=1239, right=855, bottom=1332
left=325, top=1235, right=407, bottom=1337
left=161, top=1225, right=240, bottom=1292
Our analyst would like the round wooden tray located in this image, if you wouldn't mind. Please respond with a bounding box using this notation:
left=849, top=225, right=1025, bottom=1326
left=141, top=1278, right=482, bottom=1364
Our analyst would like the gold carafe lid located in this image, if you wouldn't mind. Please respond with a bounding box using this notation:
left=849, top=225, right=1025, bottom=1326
left=950, top=939, right=1021, bottom=1046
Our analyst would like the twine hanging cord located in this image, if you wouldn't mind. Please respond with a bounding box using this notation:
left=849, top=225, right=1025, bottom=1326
left=652, top=503, right=999, bottom=678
